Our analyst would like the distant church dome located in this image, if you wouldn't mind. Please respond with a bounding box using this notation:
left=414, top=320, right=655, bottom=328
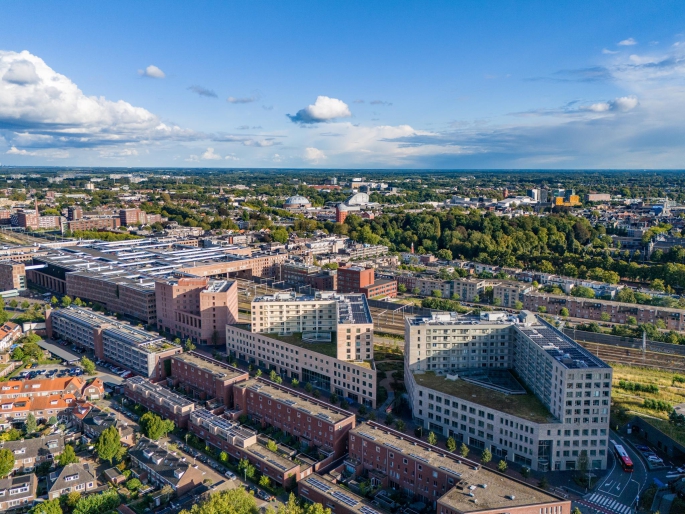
left=284, top=195, right=311, bottom=209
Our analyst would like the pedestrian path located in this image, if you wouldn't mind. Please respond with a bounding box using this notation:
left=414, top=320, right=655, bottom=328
left=578, top=493, right=632, bottom=514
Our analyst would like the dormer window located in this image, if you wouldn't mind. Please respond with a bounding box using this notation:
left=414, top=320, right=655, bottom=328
left=64, top=474, right=79, bottom=482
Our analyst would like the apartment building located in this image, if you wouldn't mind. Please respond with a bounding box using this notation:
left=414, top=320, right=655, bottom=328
left=48, top=463, right=97, bottom=500
left=119, top=208, right=162, bottom=226
left=298, top=475, right=386, bottom=514
left=46, top=307, right=181, bottom=379
left=0, top=322, right=22, bottom=352
left=0, top=475, right=37, bottom=511
left=124, top=376, right=196, bottom=428
left=337, top=266, right=374, bottom=294
left=169, top=351, right=248, bottom=405
left=0, top=261, right=26, bottom=291
left=129, top=438, right=204, bottom=495
left=452, top=278, right=487, bottom=301
left=0, top=435, right=65, bottom=473
left=492, top=280, right=534, bottom=308
left=66, top=217, right=121, bottom=231
left=67, top=206, right=83, bottom=220
left=348, top=422, right=569, bottom=513
left=281, top=262, right=337, bottom=291
left=188, top=409, right=303, bottom=487
left=233, top=378, right=355, bottom=458
left=404, top=312, right=612, bottom=471
left=14, top=210, right=61, bottom=230
left=524, top=292, right=685, bottom=330
left=155, top=277, right=238, bottom=346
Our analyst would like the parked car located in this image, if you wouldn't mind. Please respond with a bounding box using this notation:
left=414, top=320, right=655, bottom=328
left=257, top=490, right=274, bottom=501
left=225, top=471, right=236, bottom=480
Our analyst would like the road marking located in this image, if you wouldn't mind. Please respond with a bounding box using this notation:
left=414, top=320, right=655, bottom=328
left=583, top=493, right=631, bottom=513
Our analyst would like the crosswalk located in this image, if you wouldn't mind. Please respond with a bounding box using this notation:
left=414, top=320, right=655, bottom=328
left=580, top=493, right=632, bottom=514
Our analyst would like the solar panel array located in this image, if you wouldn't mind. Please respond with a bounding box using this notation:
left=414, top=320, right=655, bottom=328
left=306, top=477, right=331, bottom=493
left=409, top=453, right=430, bottom=463
left=385, top=444, right=403, bottom=453
left=360, top=507, right=381, bottom=514
left=331, top=491, right=359, bottom=507
left=439, top=466, right=462, bottom=477
left=357, top=431, right=376, bottom=441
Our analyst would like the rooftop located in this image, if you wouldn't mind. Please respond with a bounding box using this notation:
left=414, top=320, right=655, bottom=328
left=125, top=376, right=195, bottom=410
left=236, top=378, right=354, bottom=424
left=411, top=371, right=556, bottom=424
left=253, top=291, right=372, bottom=325
left=302, top=475, right=383, bottom=514
left=352, top=422, right=561, bottom=513
left=246, top=443, right=299, bottom=473
left=265, top=331, right=338, bottom=358
left=172, top=352, right=247, bottom=381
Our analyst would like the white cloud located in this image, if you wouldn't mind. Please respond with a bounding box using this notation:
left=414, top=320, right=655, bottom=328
left=587, top=102, right=611, bottom=112
left=224, top=154, right=239, bottom=161
left=0, top=50, right=196, bottom=153
left=612, top=96, right=639, bottom=111
left=304, top=147, right=327, bottom=163
left=201, top=147, right=222, bottom=160
left=227, top=92, right=260, bottom=104
left=602, top=48, right=619, bottom=55
left=618, top=38, right=637, bottom=46
left=288, top=96, right=352, bottom=123
left=272, top=153, right=283, bottom=162
left=6, top=146, right=34, bottom=155
left=138, top=65, right=165, bottom=78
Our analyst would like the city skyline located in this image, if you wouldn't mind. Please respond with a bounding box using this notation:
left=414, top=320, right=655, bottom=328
left=1, top=1, right=685, bottom=168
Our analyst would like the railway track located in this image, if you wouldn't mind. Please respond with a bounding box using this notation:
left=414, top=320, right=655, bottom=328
left=578, top=341, right=685, bottom=372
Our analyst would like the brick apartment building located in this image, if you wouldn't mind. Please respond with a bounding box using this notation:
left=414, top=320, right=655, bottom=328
left=124, top=376, right=196, bottom=428
left=46, top=307, right=181, bottom=379
left=232, top=378, right=356, bottom=458
left=15, top=210, right=61, bottom=230
left=119, top=208, right=163, bottom=226
left=66, top=217, right=121, bottom=232
left=338, top=265, right=397, bottom=299
left=281, top=262, right=337, bottom=291
left=155, top=277, right=238, bottom=346
left=523, top=292, right=685, bottom=330
left=348, top=422, right=569, bottom=513
left=492, top=280, right=534, bottom=308
left=67, top=206, right=83, bottom=221
left=0, top=260, right=26, bottom=291
left=169, top=351, right=248, bottom=406
left=188, top=408, right=304, bottom=486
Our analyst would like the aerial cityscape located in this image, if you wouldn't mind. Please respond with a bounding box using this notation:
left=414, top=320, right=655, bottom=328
left=1, top=3, right=685, bottom=514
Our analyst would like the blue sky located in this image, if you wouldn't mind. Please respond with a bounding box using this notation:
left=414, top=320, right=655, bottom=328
left=1, top=0, right=684, bottom=168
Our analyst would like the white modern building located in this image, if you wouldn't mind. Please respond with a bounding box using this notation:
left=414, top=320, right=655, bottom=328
left=405, top=311, right=612, bottom=472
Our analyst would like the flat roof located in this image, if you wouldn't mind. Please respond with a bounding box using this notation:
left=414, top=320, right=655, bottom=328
left=407, top=313, right=513, bottom=326
left=236, top=378, right=354, bottom=424
left=411, top=372, right=556, bottom=424
left=246, top=443, right=298, bottom=473
left=516, top=319, right=610, bottom=370
left=125, top=376, right=194, bottom=409
left=301, top=475, right=384, bottom=514
left=172, top=352, right=247, bottom=381
left=253, top=292, right=372, bottom=325
left=352, top=422, right=561, bottom=512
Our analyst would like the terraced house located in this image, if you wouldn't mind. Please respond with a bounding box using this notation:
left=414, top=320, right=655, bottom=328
left=124, top=376, right=196, bottom=428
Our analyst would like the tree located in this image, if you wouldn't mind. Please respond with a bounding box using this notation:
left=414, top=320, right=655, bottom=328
left=255, top=369, right=263, bottom=378
left=460, top=443, right=469, bottom=458
left=73, top=297, right=84, bottom=307
left=652, top=279, right=666, bottom=292
left=358, top=404, right=367, bottom=415
left=0, top=448, right=14, bottom=477
left=571, top=508, right=582, bottom=514
left=25, top=413, right=37, bottom=434
left=411, top=287, right=421, bottom=295
left=560, top=307, right=569, bottom=317
left=259, top=475, right=270, bottom=488
left=493, top=297, right=502, bottom=306
left=238, top=458, right=256, bottom=479
left=48, top=415, right=58, bottom=426
left=20, top=300, right=30, bottom=310
left=30, top=498, right=62, bottom=514
left=600, top=312, right=611, bottom=322
left=427, top=431, right=437, bottom=445
left=181, top=488, right=258, bottom=514
left=571, top=286, right=595, bottom=298
left=446, top=437, right=457, bottom=453
left=305, top=382, right=313, bottom=393
left=270, top=370, right=277, bottom=381
left=304, top=503, right=332, bottom=514
left=626, top=315, right=637, bottom=325
left=219, top=451, right=228, bottom=463
left=81, top=357, right=96, bottom=375
left=291, top=378, right=299, bottom=387
left=58, top=445, right=79, bottom=466
left=96, top=425, right=124, bottom=465
left=514, top=301, right=523, bottom=310
left=65, top=491, right=81, bottom=509
left=385, top=413, right=395, bottom=426
left=481, top=448, right=492, bottom=463
left=498, top=460, right=508, bottom=472
left=395, top=420, right=406, bottom=432
left=538, top=476, right=549, bottom=490
left=139, top=412, right=175, bottom=440
left=267, top=440, right=278, bottom=452
left=61, top=296, right=72, bottom=307
left=184, top=338, right=196, bottom=352
left=431, top=289, right=442, bottom=298
left=51, top=296, right=59, bottom=307
left=398, top=284, right=407, bottom=293
left=126, top=478, right=143, bottom=491
left=9, top=299, right=18, bottom=309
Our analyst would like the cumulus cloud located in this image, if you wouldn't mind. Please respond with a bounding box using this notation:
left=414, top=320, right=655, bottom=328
left=304, top=147, right=327, bottom=163
left=2, top=60, right=39, bottom=85
left=618, top=38, right=638, bottom=46
left=6, top=146, right=34, bottom=155
left=243, top=139, right=278, bottom=147
left=188, top=85, right=217, bottom=98
left=138, top=65, right=166, bottom=78
left=201, top=147, right=222, bottom=160
left=0, top=50, right=197, bottom=154
left=288, top=96, right=352, bottom=123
